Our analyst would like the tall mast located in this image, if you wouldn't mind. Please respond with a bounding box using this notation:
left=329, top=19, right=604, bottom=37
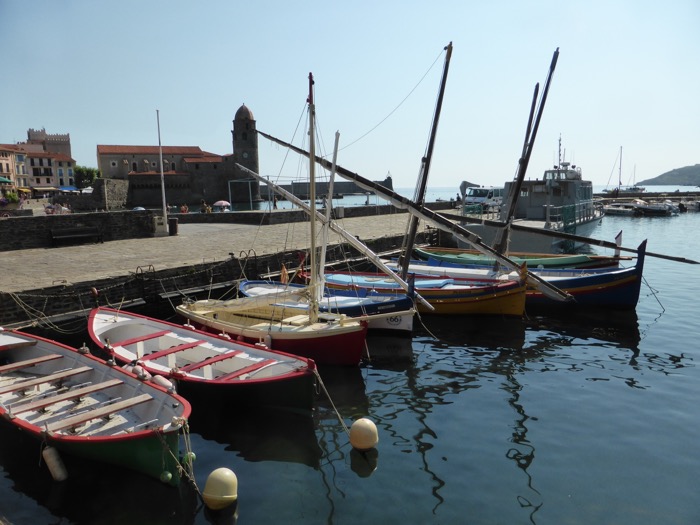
left=398, top=42, right=453, bottom=280
left=156, top=110, right=168, bottom=222
left=619, top=146, right=623, bottom=188
left=307, top=73, right=319, bottom=322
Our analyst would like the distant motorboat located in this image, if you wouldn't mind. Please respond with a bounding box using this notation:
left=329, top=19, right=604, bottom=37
left=631, top=198, right=679, bottom=217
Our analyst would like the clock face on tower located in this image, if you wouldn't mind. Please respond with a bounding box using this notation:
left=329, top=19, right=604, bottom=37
left=242, top=152, right=248, bottom=158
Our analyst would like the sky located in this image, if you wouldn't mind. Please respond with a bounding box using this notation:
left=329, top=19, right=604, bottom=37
left=1, top=0, right=698, bottom=190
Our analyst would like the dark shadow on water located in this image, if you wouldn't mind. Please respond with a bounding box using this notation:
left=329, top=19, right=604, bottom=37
left=525, top=308, right=641, bottom=351
left=415, top=314, right=527, bottom=352
left=0, top=421, right=200, bottom=525
left=189, top=407, right=323, bottom=469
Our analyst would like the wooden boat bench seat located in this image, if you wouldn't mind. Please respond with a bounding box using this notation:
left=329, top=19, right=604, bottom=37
left=45, top=393, right=153, bottom=433
left=0, top=340, right=38, bottom=352
left=281, top=314, right=310, bottom=326
left=0, top=354, right=63, bottom=374
left=50, top=226, right=104, bottom=247
left=178, top=350, right=244, bottom=373
left=217, top=359, right=276, bottom=381
left=0, top=366, right=92, bottom=395
left=10, top=378, right=124, bottom=415
left=140, top=340, right=207, bottom=362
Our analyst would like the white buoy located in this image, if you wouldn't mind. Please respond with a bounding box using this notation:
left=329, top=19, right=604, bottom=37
left=350, top=417, right=379, bottom=450
left=202, top=468, right=238, bottom=510
left=42, top=446, right=68, bottom=481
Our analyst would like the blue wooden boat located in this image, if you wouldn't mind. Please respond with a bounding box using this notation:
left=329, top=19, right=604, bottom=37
left=383, top=240, right=647, bottom=310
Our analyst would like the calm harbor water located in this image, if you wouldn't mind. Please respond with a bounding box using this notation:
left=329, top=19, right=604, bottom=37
left=2, top=197, right=699, bottom=524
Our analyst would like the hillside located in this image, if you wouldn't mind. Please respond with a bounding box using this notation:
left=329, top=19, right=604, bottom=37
left=638, top=164, right=700, bottom=186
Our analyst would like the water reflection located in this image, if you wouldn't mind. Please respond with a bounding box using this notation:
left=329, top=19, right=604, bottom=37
left=189, top=407, right=322, bottom=469
left=525, top=309, right=642, bottom=351
left=0, top=423, right=199, bottom=524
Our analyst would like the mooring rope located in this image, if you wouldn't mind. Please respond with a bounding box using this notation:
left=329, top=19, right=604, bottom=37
left=313, top=368, right=350, bottom=437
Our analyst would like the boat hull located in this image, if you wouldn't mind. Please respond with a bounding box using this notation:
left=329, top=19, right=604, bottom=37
left=322, top=272, right=527, bottom=316
left=238, top=280, right=415, bottom=333
left=455, top=216, right=601, bottom=253
left=175, top=304, right=368, bottom=366
left=89, top=307, right=318, bottom=412
left=0, top=330, right=191, bottom=486
left=388, top=240, right=647, bottom=310
left=415, top=247, right=625, bottom=269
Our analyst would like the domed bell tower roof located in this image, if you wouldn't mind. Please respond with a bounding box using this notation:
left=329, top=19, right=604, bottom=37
left=235, top=104, right=254, bottom=121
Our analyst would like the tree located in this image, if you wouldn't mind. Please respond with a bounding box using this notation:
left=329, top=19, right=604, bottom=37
left=74, top=166, right=100, bottom=189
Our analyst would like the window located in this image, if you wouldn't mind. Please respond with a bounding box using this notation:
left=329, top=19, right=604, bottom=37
left=45, top=178, right=51, bottom=184
left=58, top=168, right=64, bottom=177
left=132, top=162, right=137, bottom=172
left=59, top=161, right=63, bottom=167
left=60, top=179, right=64, bottom=186
left=30, top=158, right=35, bottom=166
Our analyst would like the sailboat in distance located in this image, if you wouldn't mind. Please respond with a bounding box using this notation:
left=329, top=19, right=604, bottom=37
left=177, top=74, right=369, bottom=366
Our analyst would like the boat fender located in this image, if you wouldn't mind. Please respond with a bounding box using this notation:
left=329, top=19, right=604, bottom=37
left=42, top=446, right=68, bottom=482
left=264, top=334, right=272, bottom=348
left=151, top=374, right=175, bottom=392
left=122, top=364, right=134, bottom=374
left=132, top=365, right=152, bottom=381
left=218, top=332, right=231, bottom=340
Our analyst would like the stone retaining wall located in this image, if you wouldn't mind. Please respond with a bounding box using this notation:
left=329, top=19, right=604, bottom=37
left=0, top=232, right=418, bottom=328
left=1, top=201, right=454, bottom=250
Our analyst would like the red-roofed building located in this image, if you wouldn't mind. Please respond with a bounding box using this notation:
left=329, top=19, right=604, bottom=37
left=96, top=104, right=261, bottom=206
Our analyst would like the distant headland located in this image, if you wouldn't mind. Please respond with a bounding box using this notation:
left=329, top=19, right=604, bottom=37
left=638, top=164, right=700, bottom=186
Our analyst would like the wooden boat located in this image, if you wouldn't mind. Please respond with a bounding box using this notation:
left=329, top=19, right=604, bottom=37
left=88, top=307, right=317, bottom=412
left=382, top=240, right=647, bottom=310
left=320, top=269, right=527, bottom=316
left=0, top=329, right=192, bottom=486
left=175, top=299, right=367, bottom=366
left=237, top=280, right=415, bottom=334
left=176, top=75, right=368, bottom=366
left=414, top=246, right=629, bottom=269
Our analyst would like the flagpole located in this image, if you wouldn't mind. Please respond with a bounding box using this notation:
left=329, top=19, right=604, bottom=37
left=157, top=109, right=168, bottom=221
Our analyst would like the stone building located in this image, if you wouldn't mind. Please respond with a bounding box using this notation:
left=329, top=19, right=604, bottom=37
left=96, top=104, right=262, bottom=208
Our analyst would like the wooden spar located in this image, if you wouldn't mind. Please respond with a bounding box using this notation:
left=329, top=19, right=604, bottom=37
left=251, top=133, right=572, bottom=302
left=307, top=73, right=319, bottom=323
left=399, top=42, right=453, bottom=280
left=254, top=135, right=698, bottom=267
left=235, top=162, right=434, bottom=310
left=493, top=47, right=559, bottom=256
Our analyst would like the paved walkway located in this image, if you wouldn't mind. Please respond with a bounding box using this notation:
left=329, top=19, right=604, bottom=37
left=1, top=212, right=424, bottom=294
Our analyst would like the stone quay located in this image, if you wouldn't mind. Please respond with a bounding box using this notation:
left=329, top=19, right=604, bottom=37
left=0, top=202, right=455, bottom=328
